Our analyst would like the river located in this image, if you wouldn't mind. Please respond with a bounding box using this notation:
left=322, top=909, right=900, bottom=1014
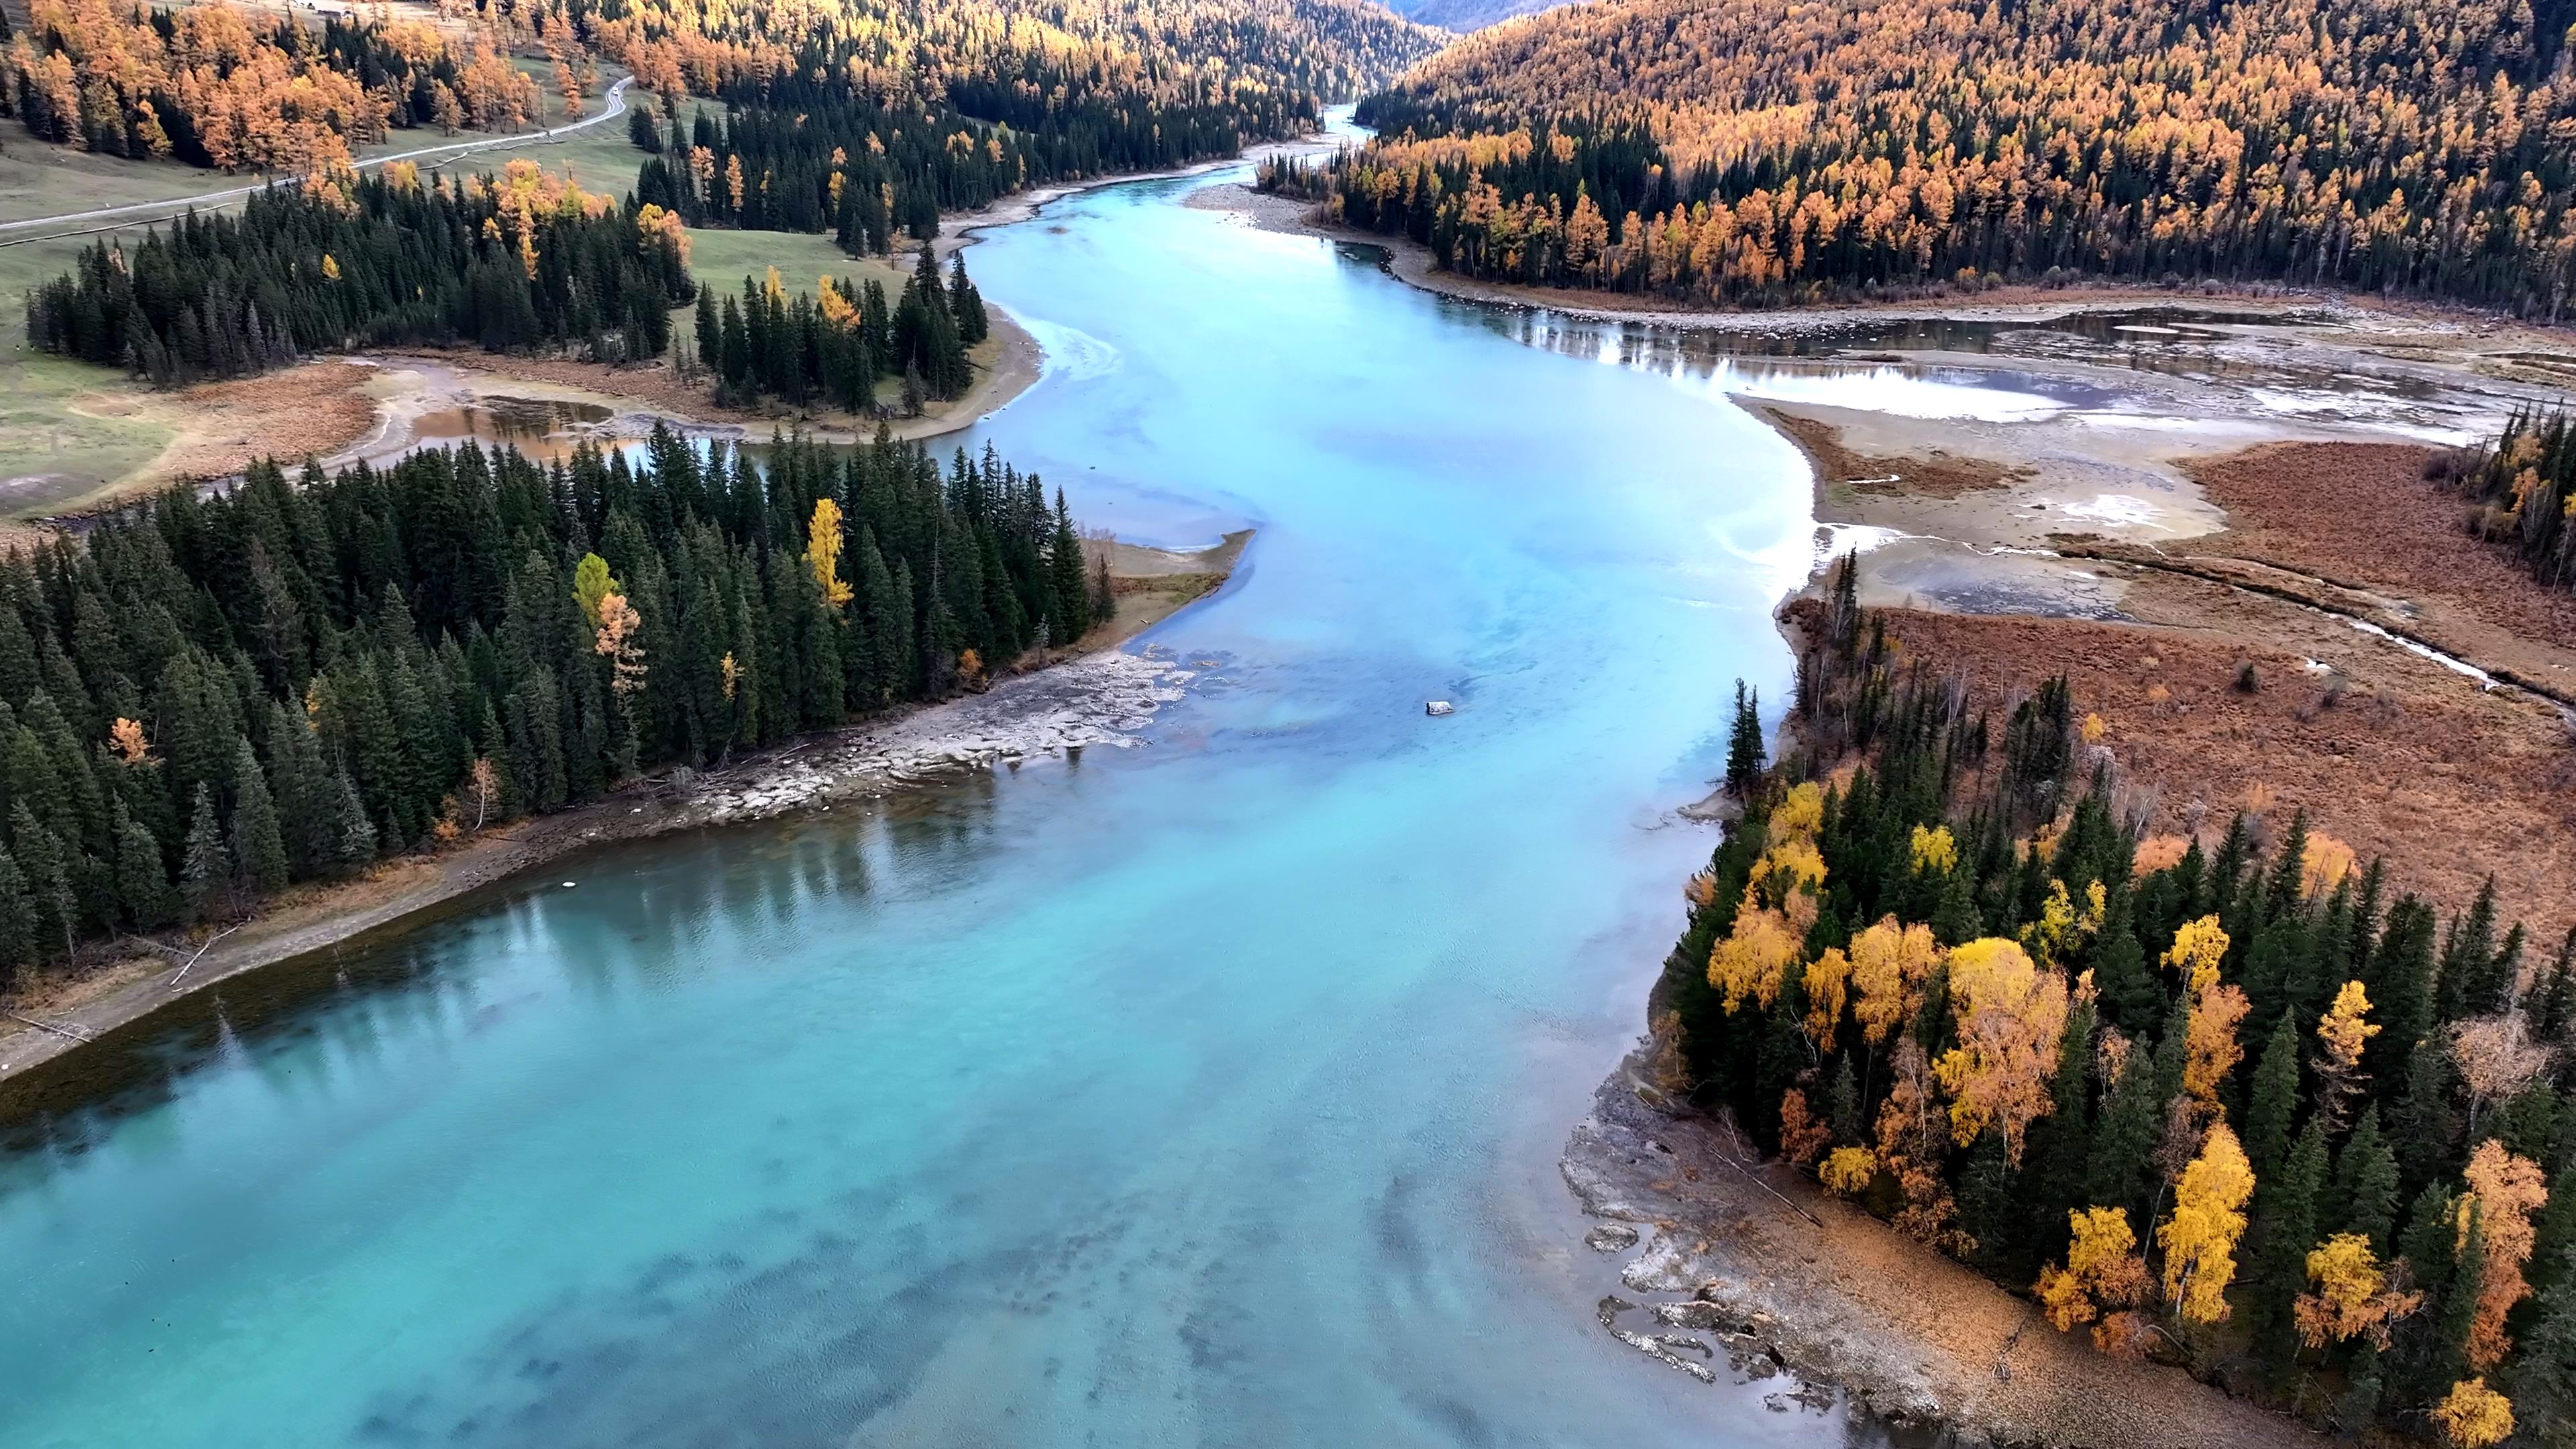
left=1, top=166, right=1884, bottom=1447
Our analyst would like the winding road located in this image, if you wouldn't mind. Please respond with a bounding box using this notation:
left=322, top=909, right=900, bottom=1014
left=0, top=76, right=633, bottom=240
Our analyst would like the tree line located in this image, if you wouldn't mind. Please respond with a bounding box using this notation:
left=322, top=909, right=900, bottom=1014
left=24, top=160, right=694, bottom=385
left=1299, top=0, right=2576, bottom=316
left=0, top=425, right=1107, bottom=986
left=693, top=249, right=988, bottom=415
left=2438, top=415, right=2576, bottom=595
left=1657, top=557, right=2576, bottom=1446
left=1, top=0, right=545, bottom=172
left=629, top=67, right=1313, bottom=252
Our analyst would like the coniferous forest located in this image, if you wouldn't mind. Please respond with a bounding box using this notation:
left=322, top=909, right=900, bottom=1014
left=693, top=250, right=987, bottom=413
left=0, top=427, right=1102, bottom=985
left=23, top=162, right=694, bottom=384
left=1662, top=558, right=2576, bottom=1444
left=2441, top=414, right=2576, bottom=594
left=1293, top=0, right=2576, bottom=315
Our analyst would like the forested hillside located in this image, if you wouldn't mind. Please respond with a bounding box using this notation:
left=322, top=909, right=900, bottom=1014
left=1, top=0, right=549, bottom=170
left=1664, top=559, right=2576, bottom=1444
left=1296, top=0, right=2576, bottom=314
left=25, top=160, right=693, bottom=382
left=0, top=428, right=1103, bottom=982
left=612, top=0, right=1443, bottom=249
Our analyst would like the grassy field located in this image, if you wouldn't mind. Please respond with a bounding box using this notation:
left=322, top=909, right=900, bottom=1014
left=0, top=81, right=681, bottom=517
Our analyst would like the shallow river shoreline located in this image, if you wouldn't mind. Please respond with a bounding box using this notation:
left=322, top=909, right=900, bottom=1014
left=0, top=596, right=1234, bottom=1087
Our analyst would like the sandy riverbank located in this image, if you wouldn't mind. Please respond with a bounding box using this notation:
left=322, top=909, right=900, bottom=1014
left=0, top=533, right=1248, bottom=1086
left=1563, top=1042, right=2325, bottom=1448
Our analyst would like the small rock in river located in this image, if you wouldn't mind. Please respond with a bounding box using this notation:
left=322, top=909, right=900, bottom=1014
left=1585, top=1224, right=1642, bottom=1253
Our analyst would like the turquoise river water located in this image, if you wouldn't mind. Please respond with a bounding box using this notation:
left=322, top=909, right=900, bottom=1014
left=1, top=165, right=1924, bottom=1447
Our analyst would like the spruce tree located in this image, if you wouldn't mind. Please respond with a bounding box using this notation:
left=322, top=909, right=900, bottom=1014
left=2247, top=1120, right=2328, bottom=1371
left=226, top=739, right=287, bottom=894
left=11, top=800, right=76, bottom=961
left=2514, top=1260, right=2576, bottom=1448
left=178, top=783, right=227, bottom=925
left=2334, top=1109, right=2402, bottom=1252
left=111, top=800, right=175, bottom=931
left=2245, top=1016, right=2301, bottom=1185
left=1724, top=680, right=1764, bottom=798
left=2393, top=1040, right=2460, bottom=1195
left=2088, top=1039, right=2165, bottom=1224
left=0, top=845, right=32, bottom=982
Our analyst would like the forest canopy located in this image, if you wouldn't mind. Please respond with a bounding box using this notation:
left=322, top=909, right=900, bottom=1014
left=1, top=0, right=547, bottom=170
left=1292, top=0, right=2576, bottom=314
left=0, top=427, right=1104, bottom=983
left=24, top=160, right=694, bottom=384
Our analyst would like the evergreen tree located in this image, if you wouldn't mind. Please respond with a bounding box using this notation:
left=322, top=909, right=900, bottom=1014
left=2247, top=1120, right=2328, bottom=1371
left=1724, top=680, right=1764, bottom=798
left=112, top=800, right=175, bottom=930
left=178, top=783, right=227, bottom=925
left=2334, top=1108, right=2403, bottom=1252
left=2245, top=1015, right=2302, bottom=1184
left=0, top=845, right=28, bottom=983
left=2394, top=1040, right=2461, bottom=1194
left=227, top=739, right=288, bottom=894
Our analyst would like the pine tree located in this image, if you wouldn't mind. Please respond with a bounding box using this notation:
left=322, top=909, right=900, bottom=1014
left=178, top=783, right=227, bottom=925
left=11, top=800, right=76, bottom=961
left=2394, top=1040, right=2461, bottom=1195
left=227, top=739, right=287, bottom=894
left=2335, top=1108, right=2403, bottom=1252
left=2517, top=1253, right=2576, bottom=1445
left=2088, top=1039, right=2165, bottom=1224
left=2247, top=1120, right=2328, bottom=1369
left=330, top=769, right=378, bottom=875
left=1724, top=680, right=1764, bottom=798
left=0, top=845, right=33, bottom=982
left=2245, top=1015, right=2301, bottom=1184
left=112, top=800, right=175, bottom=930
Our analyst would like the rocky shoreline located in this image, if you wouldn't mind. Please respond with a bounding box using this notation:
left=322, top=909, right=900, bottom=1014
left=0, top=645, right=1202, bottom=1084
left=1561, top=1037, right=2325, bottom=1448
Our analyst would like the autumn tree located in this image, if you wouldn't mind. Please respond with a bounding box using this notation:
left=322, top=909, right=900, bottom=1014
left=1933, top=937, right=2068, bottom=1164
left=2295, top=1234, right=2422, bottom=1350
left=2459, top=1140, right=2549, bottom=1372
left=2161, top=1122, right=2255, bottom=1325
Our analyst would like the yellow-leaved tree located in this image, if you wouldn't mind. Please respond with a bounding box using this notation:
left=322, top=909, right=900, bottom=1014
left=2294, top=1233, right=2420, bottom=1349
left=2035, top=1206, right=2152, bottom=1336
left=2433, top=1379, right=2514, bottom=1448
left=1933, top=937, right=2069, bottom=1163
left=1849, top=916, right=1941, bottom=1046
left=806, top=498, right=855, bottom=608
left=2313, top=980, right=2380, bottom=1127
left=2159, top=1122, right=2255, bottom=1324
left=2163, top=916, right=2248, bottom=1106
left=1818, top=1146, right=1876, bottom=1196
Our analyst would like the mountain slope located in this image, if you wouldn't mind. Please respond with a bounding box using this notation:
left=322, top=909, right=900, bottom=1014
left=1295, top=0, right=2576, bottom=313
